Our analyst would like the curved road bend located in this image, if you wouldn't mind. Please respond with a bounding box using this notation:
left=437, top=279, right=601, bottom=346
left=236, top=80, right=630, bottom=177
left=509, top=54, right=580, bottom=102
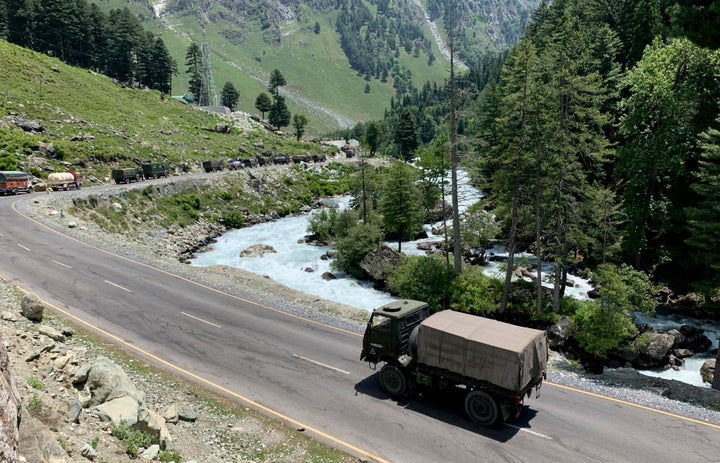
left=0, top=193, right=718, bottom=463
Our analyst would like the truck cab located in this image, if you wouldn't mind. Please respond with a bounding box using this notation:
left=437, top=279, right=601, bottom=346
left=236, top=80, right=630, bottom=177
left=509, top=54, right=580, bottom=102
left=361, top=299, right=429, bottom=365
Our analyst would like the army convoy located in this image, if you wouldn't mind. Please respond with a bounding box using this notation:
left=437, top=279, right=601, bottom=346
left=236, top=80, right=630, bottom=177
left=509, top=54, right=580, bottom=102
left=361, top=299, right=548, bottom=426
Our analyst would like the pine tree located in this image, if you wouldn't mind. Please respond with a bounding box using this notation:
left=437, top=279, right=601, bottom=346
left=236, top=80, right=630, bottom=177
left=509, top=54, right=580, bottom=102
left=616, top=38, right=720, bottom=271
left=153, top=38, right=176, bottom=95
left=268, top=95, right=291, bottom=130
left=185, top=43, right=203, bottom=104
left=394, top=107, right=418, bottom=161
left=379, top=161, right=424, bottom=252
left=292, top=114, right=308, bottom=141
left=221, top=82, right=240, bottom=110
left=268, top=68, right=286, bottom=97
left=255, top=92, right=272, bottom=119
left=686, top=124, right=720, bottom=296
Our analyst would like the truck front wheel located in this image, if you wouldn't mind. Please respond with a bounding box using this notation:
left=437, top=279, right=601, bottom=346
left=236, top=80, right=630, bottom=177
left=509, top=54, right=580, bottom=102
left=465, top=390, right=499, bottom=426
left=379, top=364, right=407, bottom=397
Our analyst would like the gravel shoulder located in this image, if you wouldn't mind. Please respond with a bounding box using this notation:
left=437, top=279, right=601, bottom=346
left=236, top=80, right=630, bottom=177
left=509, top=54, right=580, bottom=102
left=4, top=177, right=720, bottom=461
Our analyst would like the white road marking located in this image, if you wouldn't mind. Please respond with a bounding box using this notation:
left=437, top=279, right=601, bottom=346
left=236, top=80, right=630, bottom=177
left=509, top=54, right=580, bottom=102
left=52, top=260, right=72, bottom=269
left=504, top=423, right=553, bottom=440
left=104, top=280, right=133, bottom=293
left=17, top=243, right=30, bottom=251
left=181, top=311, right=222, bottom=328
left=293, top=354, right=350, bottom=374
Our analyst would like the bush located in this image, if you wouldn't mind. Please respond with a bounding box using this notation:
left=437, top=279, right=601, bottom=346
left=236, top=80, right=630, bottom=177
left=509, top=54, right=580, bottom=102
left=590, top=263, right=657, bottom=315
left=111, top=422, right=156, bottom=458
left=222, top=210, right=244, bottom=228
left=388, top=255, right=456, bottom=311
left=27, top=376, right=44, bottom=390
left=332, top=223, right=384, bottom=278
left=307, top=207, right=358, bottom=243
left=159, top=449, right=183, bottom=462
left=571, top=299, right=636, bottom=356
left=26, top=394, right=43, bottom=414
left=449, top=266, right=502, bottom=315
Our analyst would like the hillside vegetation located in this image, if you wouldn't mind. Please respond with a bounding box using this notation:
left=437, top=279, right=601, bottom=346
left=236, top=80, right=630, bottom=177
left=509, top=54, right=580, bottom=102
left=0, top=39, right=334, bottom=182
left=84, top=0, right=539, bottom=134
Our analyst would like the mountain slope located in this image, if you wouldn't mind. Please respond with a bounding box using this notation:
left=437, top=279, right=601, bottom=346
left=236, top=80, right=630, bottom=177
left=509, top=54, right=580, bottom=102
left=104, top=0, right=538, bottom=134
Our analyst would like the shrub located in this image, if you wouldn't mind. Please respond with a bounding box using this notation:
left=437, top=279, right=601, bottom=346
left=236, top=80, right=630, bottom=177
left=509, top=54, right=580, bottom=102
left=571, top=299, right=636, bottom=356
left=590, top=263, right=657, bottom=315
left=26, top=394, right=43, bottom=414
left=332, top=223, right=384, bottom=278
left=111, top=422, right=156, bottom=458
left=27, top=376, right=44, bottom=390
left=388, top=255, right=456, bottom=311
left=159, top=449, right=182, bottom=462
left=449, top=266, right=502, bottom=316
left=307, top=207, right=358, bottom=243
left=222, top=210, right=244, bottom=228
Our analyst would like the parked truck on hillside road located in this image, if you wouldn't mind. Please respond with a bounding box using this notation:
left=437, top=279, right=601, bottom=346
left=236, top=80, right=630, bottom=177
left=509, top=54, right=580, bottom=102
left=47, top=170, right=83, bottom=191
left=361, top=299, right=548, bottom=426
left=112, top=168, right=144, bottom=184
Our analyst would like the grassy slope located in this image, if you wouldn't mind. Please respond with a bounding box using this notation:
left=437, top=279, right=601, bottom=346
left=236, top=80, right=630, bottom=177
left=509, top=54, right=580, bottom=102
left=0, top=40, right=332, bottom=181
left=98, top=0, right=451, bottom=135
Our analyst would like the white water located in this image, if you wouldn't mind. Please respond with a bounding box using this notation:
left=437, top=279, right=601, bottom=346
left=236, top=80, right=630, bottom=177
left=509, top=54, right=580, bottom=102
left=190, top=171, right=717, bottom=387
left=631, top=311, right=720, bottom=388
left=190, top=169, right=593, bottom=309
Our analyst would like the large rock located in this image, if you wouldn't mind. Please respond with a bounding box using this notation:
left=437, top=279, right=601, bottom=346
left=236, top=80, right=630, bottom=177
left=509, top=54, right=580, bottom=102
left=636, top=332, right=676, bottom=369
left=0, top=335, right=21, bottom=463
left=671, top=325, right=712, bottom=352
left=18, top=414, right=68, bottom=462
left=239, top=244, right=277, bottom=258
left=71, top=357, right=144, bottom=406
left=20, top=293, right=44, bottom=322
left=359, top=243, right=401, bottom=281
left=547, top=316, right=572, bottom=349
left=92, top=396, right=140, bottom=427
left=701, top=359, right=715, bottom=385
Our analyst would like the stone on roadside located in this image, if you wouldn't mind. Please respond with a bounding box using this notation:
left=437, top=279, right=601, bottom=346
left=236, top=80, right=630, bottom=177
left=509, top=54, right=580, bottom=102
left=20, top=293, right=44, bottom=321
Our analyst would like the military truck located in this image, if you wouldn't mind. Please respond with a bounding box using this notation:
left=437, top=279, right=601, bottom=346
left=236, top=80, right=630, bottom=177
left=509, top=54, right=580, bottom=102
left=361, top=300, right=548, bottom=426
left=141, top=162, right=169, bottom=179
left=112, top=168, right=144, bottom=184
left=202, top=160, right=224, bottom=172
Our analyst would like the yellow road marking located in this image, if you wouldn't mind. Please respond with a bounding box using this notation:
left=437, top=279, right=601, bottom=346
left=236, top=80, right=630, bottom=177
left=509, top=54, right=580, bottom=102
left=9, top=200, right=390, bottom=462
left=545, top=381, right=720, bottom=430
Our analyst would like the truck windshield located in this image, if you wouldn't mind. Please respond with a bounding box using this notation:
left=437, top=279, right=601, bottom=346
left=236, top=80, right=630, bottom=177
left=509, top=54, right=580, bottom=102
left=369, top=313, right=391, bottom=328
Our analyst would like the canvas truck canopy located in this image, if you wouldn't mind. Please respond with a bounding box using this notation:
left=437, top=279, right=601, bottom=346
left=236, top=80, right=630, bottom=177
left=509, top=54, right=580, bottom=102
left=416, top=310, right=548, bottom=393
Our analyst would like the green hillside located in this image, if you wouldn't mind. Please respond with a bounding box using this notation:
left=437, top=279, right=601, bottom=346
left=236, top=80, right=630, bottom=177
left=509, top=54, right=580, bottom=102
left=88, top=0, right=537, bottom=135
left=0, top=40, right=332, bottom=181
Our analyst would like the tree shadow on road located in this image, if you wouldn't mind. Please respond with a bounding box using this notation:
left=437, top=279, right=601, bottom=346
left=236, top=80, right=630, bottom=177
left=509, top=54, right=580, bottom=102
left=354, top=372, right=540, bottom=443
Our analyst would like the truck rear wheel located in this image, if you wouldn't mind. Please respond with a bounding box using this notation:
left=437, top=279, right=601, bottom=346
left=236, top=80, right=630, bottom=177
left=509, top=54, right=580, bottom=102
left=465, top=390, right=499, bottom=426
left=379, top=364, right=407, bottom=397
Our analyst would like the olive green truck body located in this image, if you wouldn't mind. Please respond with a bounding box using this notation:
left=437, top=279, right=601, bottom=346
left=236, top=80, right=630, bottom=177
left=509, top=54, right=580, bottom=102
left=361, top=300, right=548, bottom=425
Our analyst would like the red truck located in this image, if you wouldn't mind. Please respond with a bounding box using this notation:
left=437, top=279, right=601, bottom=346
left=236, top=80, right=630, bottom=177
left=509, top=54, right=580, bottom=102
left=0, top=171, right=33, bottom=195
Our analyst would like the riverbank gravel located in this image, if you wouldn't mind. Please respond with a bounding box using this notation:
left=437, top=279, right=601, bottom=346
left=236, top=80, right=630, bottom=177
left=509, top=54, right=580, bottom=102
left=6, top=175, right=720, bottom=457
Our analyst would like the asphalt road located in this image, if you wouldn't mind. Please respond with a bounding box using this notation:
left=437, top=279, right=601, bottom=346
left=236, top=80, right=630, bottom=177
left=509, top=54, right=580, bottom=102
left=1, top=190, right=719, bottom=463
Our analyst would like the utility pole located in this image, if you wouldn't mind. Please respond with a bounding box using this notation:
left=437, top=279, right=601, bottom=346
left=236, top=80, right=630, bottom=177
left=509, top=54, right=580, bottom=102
left=200, top=19, right=217, bottom=106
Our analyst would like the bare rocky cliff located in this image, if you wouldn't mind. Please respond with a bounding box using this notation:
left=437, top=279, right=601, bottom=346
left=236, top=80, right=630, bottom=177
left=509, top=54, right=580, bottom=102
left=0, top=335, right=21, bottom=463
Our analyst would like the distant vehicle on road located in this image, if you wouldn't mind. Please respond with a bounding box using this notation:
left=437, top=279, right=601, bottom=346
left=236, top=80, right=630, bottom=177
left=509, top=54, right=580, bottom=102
left=226, top=159, right=244, bottom=170
left=47, top=170, right=83, bottom=191
left=202, top=160, right=224, bottom=172
left=0, top=171, right=32, bottom=195
left=141, top=162, right=169, bottom=179
left=272, top=154, right=290, bottom=165
left=112, top=168, right=144, bottom=184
